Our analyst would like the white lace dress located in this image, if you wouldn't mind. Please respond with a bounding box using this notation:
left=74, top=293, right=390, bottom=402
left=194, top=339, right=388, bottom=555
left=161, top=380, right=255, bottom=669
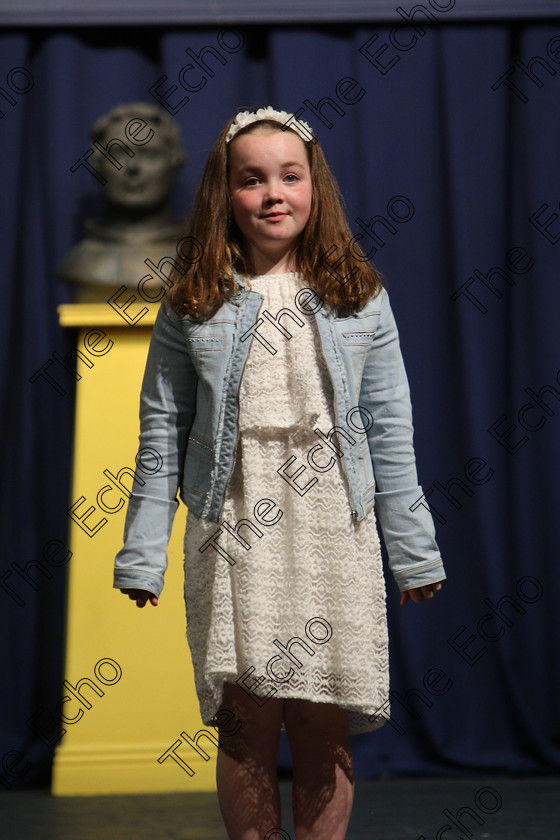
left=183, top=272, right=389, bottom=734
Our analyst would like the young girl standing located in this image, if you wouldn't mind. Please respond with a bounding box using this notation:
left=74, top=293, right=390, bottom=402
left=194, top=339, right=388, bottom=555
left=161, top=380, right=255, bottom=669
left=114, top=106, right=446, bottom=840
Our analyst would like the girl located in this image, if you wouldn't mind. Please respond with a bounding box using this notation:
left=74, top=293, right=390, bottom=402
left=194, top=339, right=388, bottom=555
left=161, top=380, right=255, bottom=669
left=114, top=106, right=446, bottom=840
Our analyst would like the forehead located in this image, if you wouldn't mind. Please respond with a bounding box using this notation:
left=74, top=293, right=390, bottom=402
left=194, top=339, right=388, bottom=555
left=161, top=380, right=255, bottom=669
left=99, top=118, right=168, bottom=151
left=228, top=129, right=309, bottom=168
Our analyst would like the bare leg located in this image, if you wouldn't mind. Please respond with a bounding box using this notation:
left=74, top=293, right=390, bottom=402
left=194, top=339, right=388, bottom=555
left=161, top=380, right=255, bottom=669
left=216, top=680, right=285, bottom=840
left=284, top=699, right=354, bottom=840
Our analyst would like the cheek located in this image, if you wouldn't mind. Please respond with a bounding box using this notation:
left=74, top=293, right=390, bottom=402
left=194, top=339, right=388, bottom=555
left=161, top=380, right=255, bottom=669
left=229, top=199, right=249, bottom=237
left=299, top=188, right=313, bottom=221
left=231, top=193, right=256, bottom=225
left=147, top=167, right=173, bottom=190
left=230, top=197, right=243, bottom=227
left=151, top=161, right=174, bottom=179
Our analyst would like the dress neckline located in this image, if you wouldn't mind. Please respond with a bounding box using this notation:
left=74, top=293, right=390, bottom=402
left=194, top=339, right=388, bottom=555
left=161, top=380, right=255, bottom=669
left=247, top=271, right=302, bottom=280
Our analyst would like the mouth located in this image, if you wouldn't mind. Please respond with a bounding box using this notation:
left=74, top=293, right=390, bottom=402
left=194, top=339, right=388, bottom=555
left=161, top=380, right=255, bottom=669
left=262, top=212, right=288, bottom=220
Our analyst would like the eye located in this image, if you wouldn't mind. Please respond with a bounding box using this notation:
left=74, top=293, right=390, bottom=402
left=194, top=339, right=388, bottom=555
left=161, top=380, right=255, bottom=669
left=137, top=148, right=159, bottom=159
left=243, top=176, right=260, bottom=186
left=284, top=174, right=298, bottom=183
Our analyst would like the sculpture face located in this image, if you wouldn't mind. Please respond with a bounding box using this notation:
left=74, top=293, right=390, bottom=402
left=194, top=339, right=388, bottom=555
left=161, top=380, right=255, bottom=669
left=58, top=104, right=188, bottom=300
left=95, top=119, right=180, bottom=211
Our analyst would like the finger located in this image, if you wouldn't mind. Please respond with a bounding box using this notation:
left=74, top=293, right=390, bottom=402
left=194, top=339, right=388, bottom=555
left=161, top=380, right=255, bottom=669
left=400, top=591, right=410, bottom=605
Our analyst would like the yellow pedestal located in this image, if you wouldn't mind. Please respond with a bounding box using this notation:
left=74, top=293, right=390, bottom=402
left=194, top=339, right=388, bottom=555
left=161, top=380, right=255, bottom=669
left=51, top=303, right=217, bottom=795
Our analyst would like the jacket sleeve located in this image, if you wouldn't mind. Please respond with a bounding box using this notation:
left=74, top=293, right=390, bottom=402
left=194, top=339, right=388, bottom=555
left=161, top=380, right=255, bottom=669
left=113, top=299, right=198, bottom=598
left=359, top=289, right=446, bottom=592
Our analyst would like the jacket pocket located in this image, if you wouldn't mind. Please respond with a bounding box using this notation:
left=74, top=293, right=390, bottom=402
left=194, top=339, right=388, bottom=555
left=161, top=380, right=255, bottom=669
left=335, top=310, right=381, bottom=349
left=341, top=330, right=377, bottom=346
left=180, top=325, right=231, bottom=380
left=183, top=335, right=226, bottom=352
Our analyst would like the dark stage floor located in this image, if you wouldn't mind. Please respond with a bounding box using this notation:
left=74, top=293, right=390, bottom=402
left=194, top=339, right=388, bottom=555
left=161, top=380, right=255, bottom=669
left=1, top=776, right=558, bottom=839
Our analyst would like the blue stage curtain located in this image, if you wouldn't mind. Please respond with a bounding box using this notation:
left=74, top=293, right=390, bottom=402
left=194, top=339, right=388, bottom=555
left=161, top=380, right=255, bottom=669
left=1, top=20, right=559, bottom=786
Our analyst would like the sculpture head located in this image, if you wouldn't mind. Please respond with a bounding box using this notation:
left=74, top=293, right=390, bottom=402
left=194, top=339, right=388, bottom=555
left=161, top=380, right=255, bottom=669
left=91, top=102, right=187, bottom=213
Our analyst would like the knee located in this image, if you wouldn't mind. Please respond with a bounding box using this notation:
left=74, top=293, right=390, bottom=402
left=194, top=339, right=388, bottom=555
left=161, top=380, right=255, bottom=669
left=216, top=682, right=283, bottom=758
left=220, top=681, right=281, bottom=730
left=284, top=700, right=354, bottom=782
left=284, top=699, right=348, bottom=741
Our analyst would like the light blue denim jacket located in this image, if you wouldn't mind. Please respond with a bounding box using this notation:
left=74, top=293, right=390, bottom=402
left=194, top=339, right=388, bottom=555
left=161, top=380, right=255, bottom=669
left=113, top=272, right=446, bottom=597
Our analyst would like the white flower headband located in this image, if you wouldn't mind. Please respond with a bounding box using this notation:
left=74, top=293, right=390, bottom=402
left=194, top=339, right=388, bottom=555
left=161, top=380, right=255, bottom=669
left=225, top=106, right=314, bottom=144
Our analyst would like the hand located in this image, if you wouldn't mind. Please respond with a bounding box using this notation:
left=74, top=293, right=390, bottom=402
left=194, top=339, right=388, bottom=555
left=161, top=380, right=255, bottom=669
left=400, top=582, right=443, bottom=605
left=120, top=588, right=159, bottom=608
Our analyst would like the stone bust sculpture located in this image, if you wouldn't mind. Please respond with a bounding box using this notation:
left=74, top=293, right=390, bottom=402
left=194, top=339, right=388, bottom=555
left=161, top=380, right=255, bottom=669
left=59, top=102, right=187, bottom=303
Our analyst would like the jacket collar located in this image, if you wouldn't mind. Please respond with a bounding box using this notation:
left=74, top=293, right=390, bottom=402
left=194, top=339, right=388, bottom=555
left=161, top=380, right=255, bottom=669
left=228, top=267, right=331, bottom=316
left=232, top=268, right=249, bottom=291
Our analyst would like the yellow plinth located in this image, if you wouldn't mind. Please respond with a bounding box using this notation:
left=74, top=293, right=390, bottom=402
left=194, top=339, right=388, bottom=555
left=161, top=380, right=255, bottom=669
left=51, top=302, right=218, bottom=795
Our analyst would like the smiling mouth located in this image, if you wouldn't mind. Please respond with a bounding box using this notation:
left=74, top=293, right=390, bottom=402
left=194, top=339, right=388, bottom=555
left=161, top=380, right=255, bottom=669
left=262, top=212, right=288, bottom=219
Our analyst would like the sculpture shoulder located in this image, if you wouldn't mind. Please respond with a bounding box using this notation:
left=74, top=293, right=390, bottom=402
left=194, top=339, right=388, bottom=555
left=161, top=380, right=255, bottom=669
left=58, top=221, right=187, bottom=289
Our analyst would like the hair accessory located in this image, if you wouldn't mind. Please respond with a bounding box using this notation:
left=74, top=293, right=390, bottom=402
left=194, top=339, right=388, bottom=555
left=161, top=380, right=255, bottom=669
left=225, top=106, right=314, bottom=144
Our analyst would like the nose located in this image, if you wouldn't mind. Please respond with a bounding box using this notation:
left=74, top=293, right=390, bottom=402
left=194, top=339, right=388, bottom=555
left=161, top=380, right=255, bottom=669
left=263, top=179, right=283, bottom=204
left=124, top=156, right=141, bottom=176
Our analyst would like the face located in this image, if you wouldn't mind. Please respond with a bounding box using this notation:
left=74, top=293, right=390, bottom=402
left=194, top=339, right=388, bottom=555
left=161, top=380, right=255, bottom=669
left=228, top=128, right=312, bottom=269
left=96, top=119, right=179, bottom=210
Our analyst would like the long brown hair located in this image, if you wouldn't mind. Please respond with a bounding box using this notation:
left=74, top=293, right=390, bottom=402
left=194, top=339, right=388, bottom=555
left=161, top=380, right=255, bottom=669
left=166, top=112, right=383, bottom=321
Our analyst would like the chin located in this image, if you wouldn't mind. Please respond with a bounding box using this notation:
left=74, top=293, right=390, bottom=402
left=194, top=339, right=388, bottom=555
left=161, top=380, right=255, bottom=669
left=112, top=197, right=155, bottom=209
